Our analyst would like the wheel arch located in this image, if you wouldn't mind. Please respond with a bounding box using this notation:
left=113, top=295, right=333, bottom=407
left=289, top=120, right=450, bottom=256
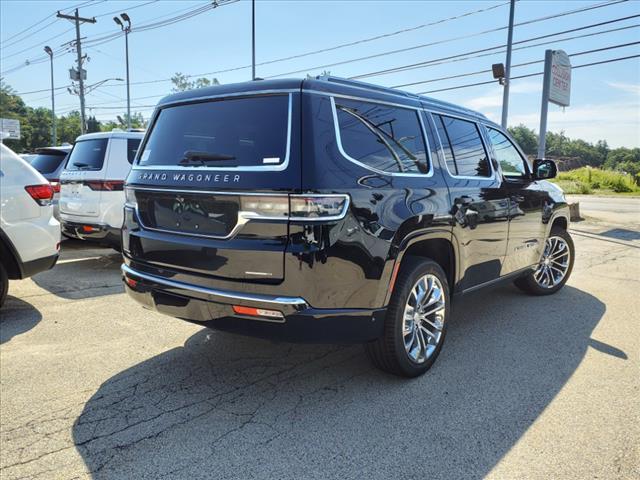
left=0, top=229, right=24, bottom=280
left=380, top=229, right=459, bottom=306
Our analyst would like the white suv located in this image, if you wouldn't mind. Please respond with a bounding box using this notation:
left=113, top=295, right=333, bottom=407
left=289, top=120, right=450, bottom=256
left=0, top=144, right=60, bottom=307
left=59, top=130, right=144, bottom=249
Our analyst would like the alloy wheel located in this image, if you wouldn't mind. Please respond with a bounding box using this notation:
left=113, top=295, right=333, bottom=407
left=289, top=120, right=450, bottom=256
left=534, top=235, right=571, bottom=289
left=402, top=274, right=446, bottom=364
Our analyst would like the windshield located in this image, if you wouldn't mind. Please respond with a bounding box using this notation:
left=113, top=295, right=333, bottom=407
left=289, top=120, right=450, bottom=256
left=30, top=152, right=67, bottom=174
left=66, top=139, right=108, bottom=171
left=138, top=94, right=290, bottom=168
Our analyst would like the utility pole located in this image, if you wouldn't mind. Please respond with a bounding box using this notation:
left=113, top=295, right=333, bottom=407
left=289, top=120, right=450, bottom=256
left=537, top=50, right=554, bottom=159
left=44, top=46, right=56, bottom=145
left=251, top=0, right=256, bottom=80
left=114, top=13, right=132, bottom=130
left=501, top=0, right=515, bottom=128
left=56, top=9, right=96, bottom=134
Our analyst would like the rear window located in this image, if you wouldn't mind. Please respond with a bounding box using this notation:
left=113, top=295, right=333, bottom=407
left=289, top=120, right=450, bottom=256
left=335, top=98, right=428, bottom=174
left=30, top=153, right=67, bottom=174
left=138, top=95, right=290, bottom=168
left=66, top=139, right=108, bottom=171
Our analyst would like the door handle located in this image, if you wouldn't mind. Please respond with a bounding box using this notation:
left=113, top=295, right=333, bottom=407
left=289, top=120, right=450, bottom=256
left=511, top=195, right=525, bottom=203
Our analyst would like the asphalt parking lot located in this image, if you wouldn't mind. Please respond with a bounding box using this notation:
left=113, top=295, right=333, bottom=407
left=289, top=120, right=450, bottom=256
left=1, top=205, right=639, bottom=479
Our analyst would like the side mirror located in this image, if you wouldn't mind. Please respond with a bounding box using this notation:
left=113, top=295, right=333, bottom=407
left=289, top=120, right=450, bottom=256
left=533, top=158, right=557, bottom=180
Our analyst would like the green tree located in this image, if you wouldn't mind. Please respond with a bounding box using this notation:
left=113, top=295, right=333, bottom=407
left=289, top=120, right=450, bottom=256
left=508, top=124, right=538, bottom=155
left=170, top=72, right=220, bottom=92
left=86, top=115, right=101, bottom=133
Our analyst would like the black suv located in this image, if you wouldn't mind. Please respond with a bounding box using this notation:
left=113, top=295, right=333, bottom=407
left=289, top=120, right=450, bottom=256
left=121, top=76, right=573, bottom=377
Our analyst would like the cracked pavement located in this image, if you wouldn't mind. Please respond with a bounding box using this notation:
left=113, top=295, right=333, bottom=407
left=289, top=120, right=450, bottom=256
left=1, top=208, right=639, bottom=479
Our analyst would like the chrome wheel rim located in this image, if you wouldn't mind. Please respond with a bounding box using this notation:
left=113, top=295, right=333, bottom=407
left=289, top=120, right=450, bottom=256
left=402, top=274, right=446, bottom=364
left=534, top=235, right=571, bottom=288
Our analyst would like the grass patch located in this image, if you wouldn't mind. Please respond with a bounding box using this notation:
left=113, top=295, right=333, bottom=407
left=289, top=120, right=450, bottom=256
left=552, top=167, right=640, bottom=194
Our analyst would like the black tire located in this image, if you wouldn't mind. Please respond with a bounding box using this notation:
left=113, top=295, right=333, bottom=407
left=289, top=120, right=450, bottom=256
left=514, top=226, right=575, bottom=296
left=0, top=262, right=8, bottom=309
left=365, top=257, right=450, bottom=377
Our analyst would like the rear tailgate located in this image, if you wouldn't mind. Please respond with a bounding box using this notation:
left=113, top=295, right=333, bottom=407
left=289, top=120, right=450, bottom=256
left=125, top=90, right=301, bottom=283
left=60, top=138, right=109, bottom=217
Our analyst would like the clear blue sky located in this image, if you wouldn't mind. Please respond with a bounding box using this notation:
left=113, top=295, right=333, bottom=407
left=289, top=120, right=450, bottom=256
left=1, top=0, right=639, bottom=147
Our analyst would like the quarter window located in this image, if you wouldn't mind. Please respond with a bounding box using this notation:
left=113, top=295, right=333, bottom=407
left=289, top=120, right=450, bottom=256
left=127, top=138, right=141, bottom=164
left=335, top=98, right=429, bottom=174
left=434, top=114, right=491, bottom=177
left=487, top=128, right=529, bottom=178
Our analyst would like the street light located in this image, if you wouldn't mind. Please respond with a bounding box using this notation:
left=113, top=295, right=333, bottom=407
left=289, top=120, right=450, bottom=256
left=113, top=13, right=131, bottom=130
left=44, top=46, right=56, bottom=145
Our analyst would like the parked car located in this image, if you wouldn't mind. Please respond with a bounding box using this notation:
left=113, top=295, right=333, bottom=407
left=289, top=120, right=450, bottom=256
left=29, top=145, right=72, bottom=220
left=19, top=153, right=37, bottom=163
left=59, top=130, right=144, bottom=249
left=120, top=77, right=573, bottom=377
left=0, top=144, right=60, bottom=307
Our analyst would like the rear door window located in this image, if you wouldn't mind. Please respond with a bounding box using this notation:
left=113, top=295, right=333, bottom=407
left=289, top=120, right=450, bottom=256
left=66, top=139, right=108, bottom=171
left=434, top=114, right=491, bottom=178
left=335, top=98, right=428, bottom=174
left=127, top=138, right=141, bottom=164
left=30, top=153, right=66, bottom=174
left=138, top=94, right=290, bottom=169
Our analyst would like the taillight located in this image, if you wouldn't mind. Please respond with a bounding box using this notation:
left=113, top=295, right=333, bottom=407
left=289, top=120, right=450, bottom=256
left=240, top=195, right=289, bottom=219
left=124, top=186, right=137, bottom=208
left=239, top=194, right=349, bottom=221
left=50, top=180, right=60, bottom=193
left=25, top=184, right=54, bottom=206
left=86, top=180, right=124, bottom=191
left=289, top=194, right=349, bottom=220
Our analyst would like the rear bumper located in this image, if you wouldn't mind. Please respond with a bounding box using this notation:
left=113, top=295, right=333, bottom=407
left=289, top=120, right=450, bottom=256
left=121, top=263, right=385, bottom=343
left=61, top=221, right=121, bottom=246
left=21, top=253, right=58, bottom=279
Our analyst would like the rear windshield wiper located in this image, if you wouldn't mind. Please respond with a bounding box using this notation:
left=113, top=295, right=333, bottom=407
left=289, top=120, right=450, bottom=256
left=179, top=151, right=236, bottom=166
left=72, top=162, right=92, bottom=169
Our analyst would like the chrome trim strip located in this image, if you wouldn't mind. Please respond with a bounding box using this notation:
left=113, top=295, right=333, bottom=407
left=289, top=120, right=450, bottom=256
left=132, top=92, right=293, bottom=172
left=428, top=112, right=497, bottom=182
left=121, top=264, right=310, bottom=311
left=330, top=96, right=434, bottom=178
left=127, top=186, right=288, bottom=197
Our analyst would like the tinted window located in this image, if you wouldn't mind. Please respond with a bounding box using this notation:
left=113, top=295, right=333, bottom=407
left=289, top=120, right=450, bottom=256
left=66, top=139, right=108, bottom=171
left=487, top=128, right=528, bottom=177
left=434, top=115, right=490, bottom=177
left=139, top=95, right=289, bottom=168
left=127, top=138, right=141, bottom=164
left=30, top=153, right=66, bottom=174
left=335, top=98, right=428, bottom=174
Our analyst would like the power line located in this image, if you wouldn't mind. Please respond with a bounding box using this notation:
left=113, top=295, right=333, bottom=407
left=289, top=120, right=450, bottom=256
left=416, top=54, right=640, bottom=94
left=265, top=0, right=629, bottom=78
left=386, top=23, right=640, bottom=88
left=391, top=41, right=639, bottom=89
left=1, top=1, right=233, bottom=77
left=0, top=0, right=97, bottom=45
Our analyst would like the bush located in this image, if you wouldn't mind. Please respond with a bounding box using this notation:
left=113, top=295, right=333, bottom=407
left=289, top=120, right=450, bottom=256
left=553, top=167, right=640, bottom=194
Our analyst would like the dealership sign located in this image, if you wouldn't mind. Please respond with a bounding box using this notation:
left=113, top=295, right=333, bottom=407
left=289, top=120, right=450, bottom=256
left=0, top=118, right=21, bottom=140
left=549, top=50, right=571, bottom=107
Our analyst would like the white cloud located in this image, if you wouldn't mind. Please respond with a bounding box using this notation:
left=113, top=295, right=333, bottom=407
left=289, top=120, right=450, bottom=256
left=607, top=82, right=640, bottom=95
left=509, top=101, right=640, bottom=148
left=464, top=82, right=541, bottom=112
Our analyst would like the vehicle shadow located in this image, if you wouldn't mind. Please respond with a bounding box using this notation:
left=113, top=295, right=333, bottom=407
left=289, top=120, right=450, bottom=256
left=32, top=249, right=123, bottom=300
left=0, top=296, right=42, bottom=344
left=73, top=285, right=613, bottom=479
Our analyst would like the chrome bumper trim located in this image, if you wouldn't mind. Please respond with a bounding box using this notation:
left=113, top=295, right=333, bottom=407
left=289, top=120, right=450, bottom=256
left=121, top=264, right=310, bottom=313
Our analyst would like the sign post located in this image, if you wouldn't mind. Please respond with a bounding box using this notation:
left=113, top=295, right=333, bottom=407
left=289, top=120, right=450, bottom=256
left=538, top=49, right=571, bottom=159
